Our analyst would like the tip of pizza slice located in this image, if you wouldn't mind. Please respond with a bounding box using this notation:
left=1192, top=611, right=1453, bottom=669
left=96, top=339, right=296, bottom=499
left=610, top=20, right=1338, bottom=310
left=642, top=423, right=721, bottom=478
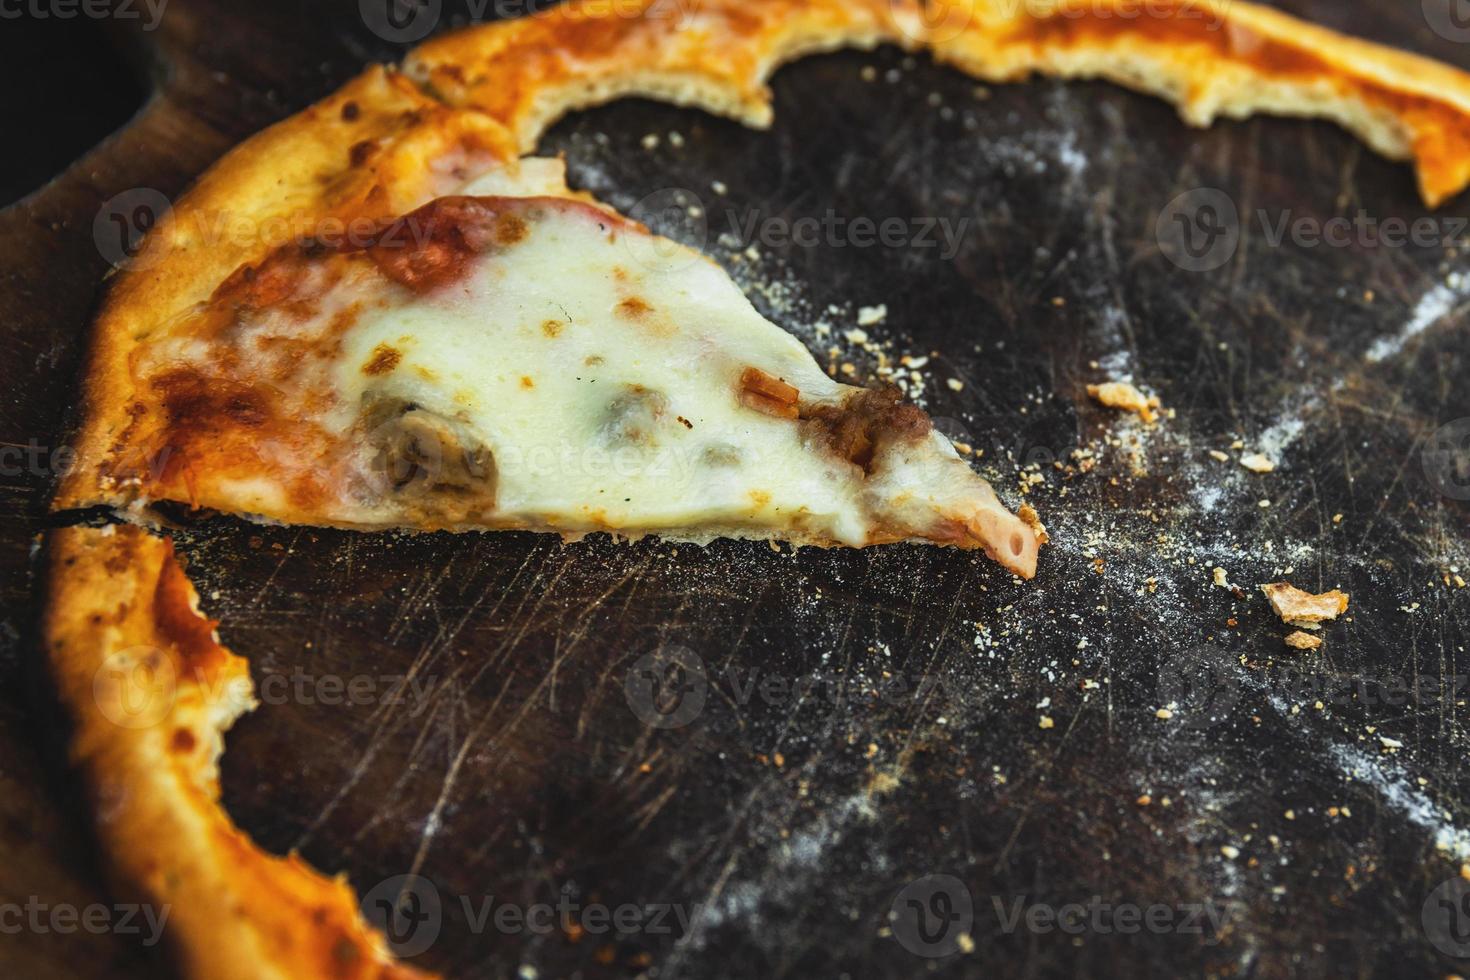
left=60, top=193, right=1041, bottom=578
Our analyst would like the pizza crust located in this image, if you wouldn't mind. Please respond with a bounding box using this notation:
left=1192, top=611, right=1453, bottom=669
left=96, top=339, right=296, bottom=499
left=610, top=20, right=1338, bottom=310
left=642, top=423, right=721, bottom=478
left=929, top=0, right=1470, bottom=207
left=44, top=525, right=434, bottom=980
left=405, top=0, right=925, bottom=151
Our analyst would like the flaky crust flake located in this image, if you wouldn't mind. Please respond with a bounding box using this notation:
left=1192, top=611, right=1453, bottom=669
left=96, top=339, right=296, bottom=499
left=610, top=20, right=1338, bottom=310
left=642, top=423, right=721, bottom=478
left=44, top=525, right=434, bottom=980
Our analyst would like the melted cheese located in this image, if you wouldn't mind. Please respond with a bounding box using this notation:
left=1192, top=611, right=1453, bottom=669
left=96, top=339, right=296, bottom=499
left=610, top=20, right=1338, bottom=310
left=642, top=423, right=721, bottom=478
left=131, top=187, right=1038, bottom=576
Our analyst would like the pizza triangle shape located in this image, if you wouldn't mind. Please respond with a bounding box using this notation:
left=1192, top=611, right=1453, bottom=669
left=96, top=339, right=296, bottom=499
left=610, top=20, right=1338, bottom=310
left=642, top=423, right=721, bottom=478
left=58, top=192, right=1041, bottom=577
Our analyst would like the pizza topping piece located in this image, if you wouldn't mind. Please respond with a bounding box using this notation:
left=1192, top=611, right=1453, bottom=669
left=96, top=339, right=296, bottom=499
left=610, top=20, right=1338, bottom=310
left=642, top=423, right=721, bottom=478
left=1260, top=581, right=1350, bottom=624
left=739, top=367, right=800, bottom=420
left=66, top=194, right=1040, bottom=576
left=800, top=386, right=931, bottom=473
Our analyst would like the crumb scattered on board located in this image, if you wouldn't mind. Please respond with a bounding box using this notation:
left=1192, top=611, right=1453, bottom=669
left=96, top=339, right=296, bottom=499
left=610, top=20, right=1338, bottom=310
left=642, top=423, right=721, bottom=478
left=1240, top=453, right=1276, bottom=473
left=1284, top=630, right=1323, bottom=651
left=1260, top=582, right=1350, bottom=626
left=1087, top=381, right=1161, bottom=424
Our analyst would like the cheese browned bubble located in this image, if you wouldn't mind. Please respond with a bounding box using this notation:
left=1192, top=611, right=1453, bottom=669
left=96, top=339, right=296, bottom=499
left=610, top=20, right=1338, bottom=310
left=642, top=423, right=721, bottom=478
left=102, top=191, right=1040, bottom=576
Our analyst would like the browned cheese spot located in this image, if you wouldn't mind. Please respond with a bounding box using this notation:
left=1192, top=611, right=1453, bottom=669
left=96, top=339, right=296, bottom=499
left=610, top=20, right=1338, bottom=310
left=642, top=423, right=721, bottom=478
left=617, top=296, right=654, bottom=320
left=495, top=213, right=529, bottom=246
left=362, top=343, right=402, bottom=376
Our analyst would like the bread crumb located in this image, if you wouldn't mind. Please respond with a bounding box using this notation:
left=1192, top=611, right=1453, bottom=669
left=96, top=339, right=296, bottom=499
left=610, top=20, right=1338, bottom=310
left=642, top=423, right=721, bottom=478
left=1261, top=582, right=1350, bottom=623
left=1086, top=381, right=1160, bottom=424
left=856, top=304, right=887, bottom=327
left=1038, top=715, right=1055, bottom=729
left=1211, top=567, right=1230, bottom=589
left=1220, top=845, right=1240, bottom=860
left=1284, top=630, right=1323, bottom=651
left=1240, top=452, right=1276, bottom=473
left=640, top=133, right=660, bottom=150
left=1155, top=707, right=1173, bottom=720
left=1208, top=449, right=1229, bottom=462
left=1017, top=504, right=1049, bottom=546
left=946, top=377, right=964, bottom=391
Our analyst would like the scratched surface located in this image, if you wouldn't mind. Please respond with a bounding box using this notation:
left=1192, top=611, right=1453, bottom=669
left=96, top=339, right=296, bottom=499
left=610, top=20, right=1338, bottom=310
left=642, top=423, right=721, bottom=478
left=3, top=2, right=1470, bottom=978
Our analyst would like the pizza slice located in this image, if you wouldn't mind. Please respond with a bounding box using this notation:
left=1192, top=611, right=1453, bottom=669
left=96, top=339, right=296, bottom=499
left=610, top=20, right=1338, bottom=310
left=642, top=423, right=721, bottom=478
left=927, top=0, right=1470, bottom=207
left=56, top=190, right=1041, bottom=576
left=44, top=524, right=433, bottom=980
left=55, top=0, right=1041, bottom=579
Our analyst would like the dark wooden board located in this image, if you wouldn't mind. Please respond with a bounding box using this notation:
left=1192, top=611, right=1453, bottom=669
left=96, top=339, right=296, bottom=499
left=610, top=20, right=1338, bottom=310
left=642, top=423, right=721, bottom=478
left=3, top=2, right=1470, bottom=978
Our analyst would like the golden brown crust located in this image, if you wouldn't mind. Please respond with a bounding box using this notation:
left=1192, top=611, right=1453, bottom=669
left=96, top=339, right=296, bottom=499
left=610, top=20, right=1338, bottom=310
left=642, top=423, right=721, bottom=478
left=44, top=525, right=435, bottom=980
left=930, top=0, right=1470, bottom=207
left=405, top=0, right=925, bottom=151
left=55, top=66, right=519, bottom=512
